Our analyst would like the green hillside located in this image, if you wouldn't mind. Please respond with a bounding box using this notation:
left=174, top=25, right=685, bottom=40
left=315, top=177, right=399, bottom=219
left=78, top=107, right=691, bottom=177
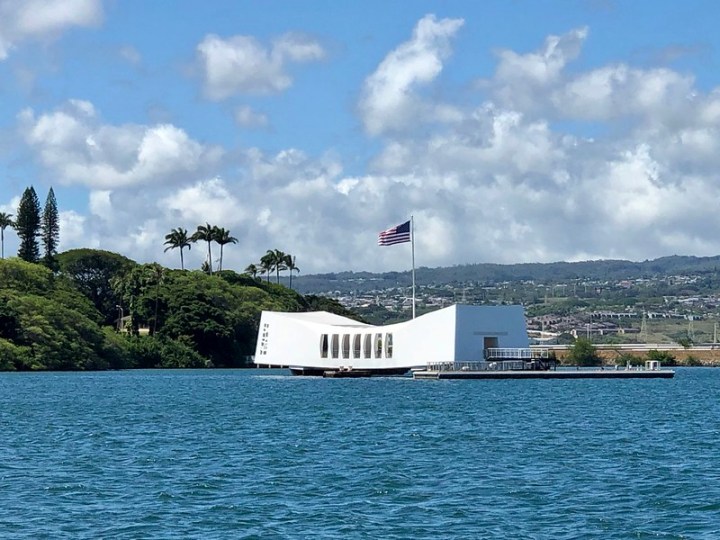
left=0, top=251, right=360, bottom=371
left=292, top=255, right=720, bottom=293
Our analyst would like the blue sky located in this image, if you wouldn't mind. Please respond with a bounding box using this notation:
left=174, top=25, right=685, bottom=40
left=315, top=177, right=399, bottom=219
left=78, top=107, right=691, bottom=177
left=2, top=0, right=720, bottom=273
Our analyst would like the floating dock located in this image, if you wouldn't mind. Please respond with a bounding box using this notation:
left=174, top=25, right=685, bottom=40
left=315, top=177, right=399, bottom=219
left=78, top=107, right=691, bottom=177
left=413, top=368, right=675, bottom=380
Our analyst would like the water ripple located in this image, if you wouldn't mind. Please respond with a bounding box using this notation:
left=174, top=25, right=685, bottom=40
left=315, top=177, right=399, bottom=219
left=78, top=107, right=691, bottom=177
left=0, top=368, right=718, bottom=538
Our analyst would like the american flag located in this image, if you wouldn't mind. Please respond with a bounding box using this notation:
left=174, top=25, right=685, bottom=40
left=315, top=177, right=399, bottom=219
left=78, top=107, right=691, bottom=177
left=378, top=220, right=411, bottom=246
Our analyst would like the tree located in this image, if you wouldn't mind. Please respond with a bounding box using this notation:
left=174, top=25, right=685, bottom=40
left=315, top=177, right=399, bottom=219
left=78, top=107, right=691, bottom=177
left=57, top=249, right=136, bottom=325
left=244, top=263, right=259, bottom=279
left=566, top=337, right=601, bottom=366
left=191, top=223, right=215, bottom=274
left=285, top=254, right=300, bottom=289
left=15, top=187, right=41, bottom=263
left=214, top=227, right=238, bottom=272
left=150, top=263, right=165, bottom=335
left=112, top=263, right=164, bottom=335
left=272, top=249, right=288, bottom=283
left=0, top=258, right=131, bottom=370
left=163, top=227, right=192, bottom=270
left=41, top=187, right=60, bottom=270
left=0, top=212, right=13, bottom=260
left=259, top=251, right=275, bottom=283
left=647, top=349, right=676, bottom=365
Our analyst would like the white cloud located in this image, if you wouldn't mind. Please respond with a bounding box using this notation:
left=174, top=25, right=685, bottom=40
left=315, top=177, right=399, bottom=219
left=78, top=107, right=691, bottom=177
left=58, top=210, right=87, bottom=250
left=18, top=100, right=224, bottom=189
left=491, top=27, right=588, bottom=113
left=88, top=189, right=112, bottom=218
left=234, top=105, right=269, bottom=128
left=160, top=177, right=244, bottom=227
left=197, top=32, right=325, bottom=99
left=12, top=19, right=720, bottom=274
left=555, top=65, right=694, bottom=121
left=0, top=0, right=103, bottom=60
left=359, top=14, right=464, bottom=135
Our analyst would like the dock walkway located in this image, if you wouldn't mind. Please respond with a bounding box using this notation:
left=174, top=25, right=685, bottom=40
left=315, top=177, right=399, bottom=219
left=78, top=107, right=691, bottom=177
left=413, top=369, right=675, bottom=380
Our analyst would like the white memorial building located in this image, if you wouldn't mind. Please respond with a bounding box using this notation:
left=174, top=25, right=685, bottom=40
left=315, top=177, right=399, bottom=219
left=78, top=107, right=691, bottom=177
left=254, top=304, right=532, bottom=375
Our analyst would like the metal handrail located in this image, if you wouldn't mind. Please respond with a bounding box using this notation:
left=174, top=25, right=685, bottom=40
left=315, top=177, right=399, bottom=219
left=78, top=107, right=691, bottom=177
left=485, top=348, right=549, bottom=359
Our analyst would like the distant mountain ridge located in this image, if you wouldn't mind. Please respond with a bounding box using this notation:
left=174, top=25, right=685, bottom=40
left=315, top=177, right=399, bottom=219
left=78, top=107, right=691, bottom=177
left=291, top=255, right=720, bottom=294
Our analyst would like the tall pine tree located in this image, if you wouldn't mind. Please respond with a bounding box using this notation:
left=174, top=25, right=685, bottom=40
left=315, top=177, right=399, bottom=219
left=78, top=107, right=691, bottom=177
left=42, top=187, right=60, bottom=269
left=16, top=186, right=41, bottom=263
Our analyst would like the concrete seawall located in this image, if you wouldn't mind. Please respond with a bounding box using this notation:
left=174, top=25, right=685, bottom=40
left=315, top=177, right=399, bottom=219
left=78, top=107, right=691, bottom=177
left=549, top=346, right=720, bottom=366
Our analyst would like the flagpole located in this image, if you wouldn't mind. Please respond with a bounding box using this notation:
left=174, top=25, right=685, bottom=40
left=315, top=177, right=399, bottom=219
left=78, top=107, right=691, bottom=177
left=411, top=215, right=416, bottom=319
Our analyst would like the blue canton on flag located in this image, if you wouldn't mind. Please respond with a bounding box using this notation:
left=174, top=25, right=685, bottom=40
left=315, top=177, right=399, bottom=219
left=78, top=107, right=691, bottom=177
left=378, top=220, right=411, bottom=246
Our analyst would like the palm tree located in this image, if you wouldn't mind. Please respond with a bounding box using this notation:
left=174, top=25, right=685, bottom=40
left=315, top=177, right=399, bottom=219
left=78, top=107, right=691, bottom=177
left=261, top=249, right=288, bottom=284
left=285, top=254, right=300, bottom=290
left=191, top=223, right=215, bottom=274
left=0, top=212, right=13, bottom=260
left=244, top=263, right=259, bottom=279
left=163, top=227, right=192, bottom=270
left=214, top=227, right=238, bottom=272
left=259, top=251, right=275, bottom=283
left=273, top=249, right=289, bottom=284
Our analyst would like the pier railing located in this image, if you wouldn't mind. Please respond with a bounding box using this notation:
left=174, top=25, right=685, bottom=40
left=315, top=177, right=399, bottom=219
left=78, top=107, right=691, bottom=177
left=485, top=348, right=549, bottom=360
left=427, top=360, right=530, bottom=372
left=424, top=348, right=552, bottom=372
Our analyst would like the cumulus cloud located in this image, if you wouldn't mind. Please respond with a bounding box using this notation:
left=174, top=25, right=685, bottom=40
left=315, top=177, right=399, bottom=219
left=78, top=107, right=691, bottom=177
left=489, top=27, right=588, bottom=114
left=160, top=177, right=245, bottom=227
left=555, top=65, right=694, bottom=121
left=359, top=14, right=464, bottom=135
left=13, top=18, right=720, bottom=274
left=197, top=32, right=325, bottom=99
left=18, top=100, right=224, bottom=189
left=0, top=0, right=103, bottom=60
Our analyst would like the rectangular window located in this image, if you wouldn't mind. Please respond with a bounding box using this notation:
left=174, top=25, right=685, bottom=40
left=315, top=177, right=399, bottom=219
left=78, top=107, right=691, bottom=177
left=363, top=334, right=372, bottom=359
left=342, top=334, right=350, bottom=359
left=353, top=334, right=361, bottom=359
left=331, top=334, right=339, bottom=359
left=375, top=333, right=383, bottom=359
left=320, top=334, right=328, bottom=358
left=385, top=333, right=393, bottom=358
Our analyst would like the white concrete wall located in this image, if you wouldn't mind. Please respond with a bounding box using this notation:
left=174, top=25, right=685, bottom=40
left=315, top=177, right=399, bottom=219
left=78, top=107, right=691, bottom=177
left=254, top=304, right=529, bottom=370
left=389, top=306, right=457, bottom=366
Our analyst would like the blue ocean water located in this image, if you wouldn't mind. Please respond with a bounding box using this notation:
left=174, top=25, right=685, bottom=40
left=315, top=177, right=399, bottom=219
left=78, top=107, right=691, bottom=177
left=0, top=368, right=718, bottom=539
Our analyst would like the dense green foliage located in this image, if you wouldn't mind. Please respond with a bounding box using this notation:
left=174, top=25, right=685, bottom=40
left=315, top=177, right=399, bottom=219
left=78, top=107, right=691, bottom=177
left=565, top=338, right=601, bottom=366
left=646, top=349, right=676, bottom=365
left=0, top=259, right=126, bottom=370
left=57, top=249, right=136, bottom=326
left=16, top=187, right=41, bottom=263
left=0, top=250, right=361, bottom=371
